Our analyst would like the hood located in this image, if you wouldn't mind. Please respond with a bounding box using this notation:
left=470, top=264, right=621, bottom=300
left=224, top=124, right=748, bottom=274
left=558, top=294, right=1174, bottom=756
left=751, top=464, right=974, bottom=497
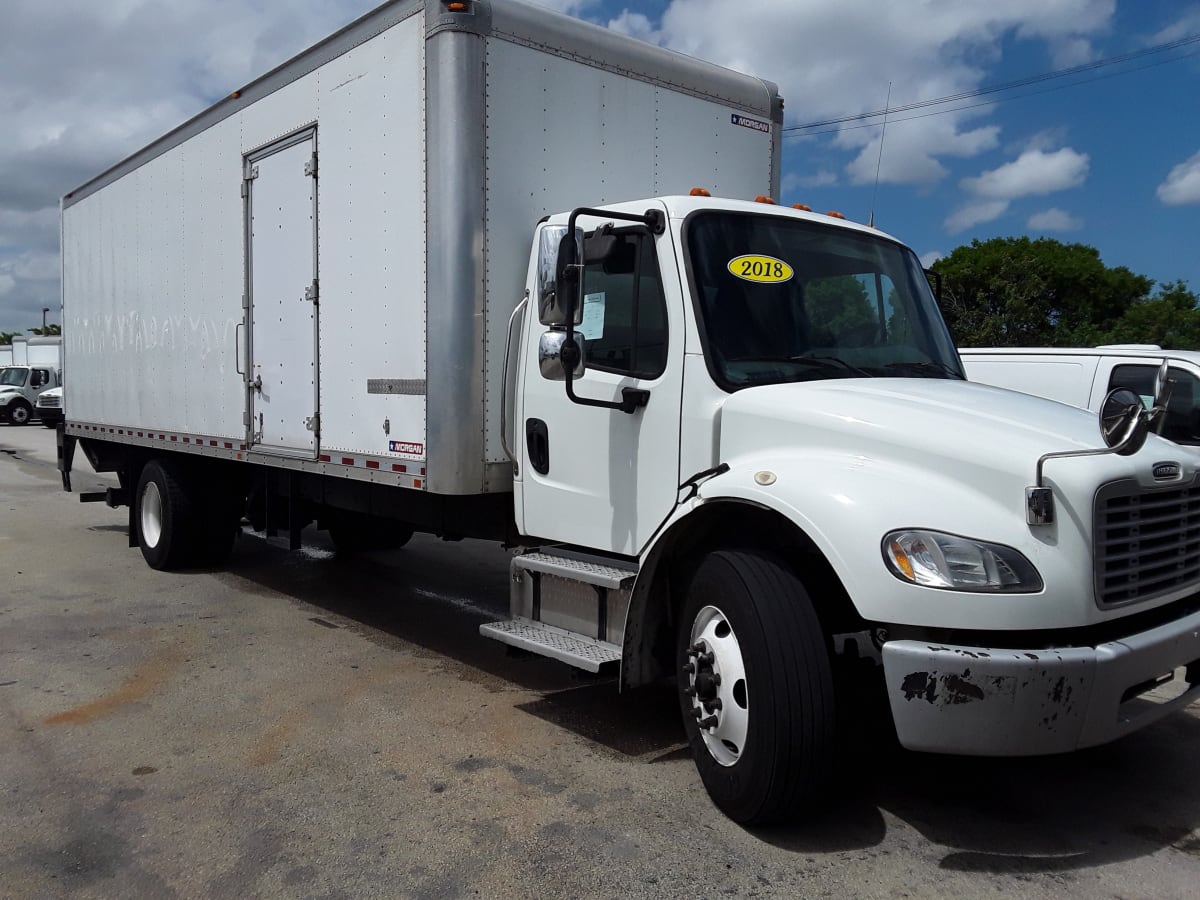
left=715, top=377, right=1190, bottom=498
left=721, top=378, right=1104, bottom=456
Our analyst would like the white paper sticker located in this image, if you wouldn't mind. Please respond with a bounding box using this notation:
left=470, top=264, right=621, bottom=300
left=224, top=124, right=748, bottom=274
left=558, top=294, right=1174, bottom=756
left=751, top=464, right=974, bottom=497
left=580, top=292, right=606, bottom=339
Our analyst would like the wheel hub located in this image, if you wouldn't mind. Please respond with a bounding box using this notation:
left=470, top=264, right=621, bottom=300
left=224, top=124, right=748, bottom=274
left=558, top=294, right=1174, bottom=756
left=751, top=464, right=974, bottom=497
left=684, top=605, right=749, bottom=767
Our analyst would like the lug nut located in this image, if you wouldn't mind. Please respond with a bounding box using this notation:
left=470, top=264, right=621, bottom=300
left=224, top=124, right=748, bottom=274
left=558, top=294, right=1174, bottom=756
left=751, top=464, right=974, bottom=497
left=704, top=698, right=722, bottom=712
left=690, top=642, right=706, bottom=653
left=691, top=708, right=703, bottom=719
left=699, top=715, right=718, bottom=729
left=684, top=685, right=696, bottom=696
left=682, top=662, right=695, bottom=674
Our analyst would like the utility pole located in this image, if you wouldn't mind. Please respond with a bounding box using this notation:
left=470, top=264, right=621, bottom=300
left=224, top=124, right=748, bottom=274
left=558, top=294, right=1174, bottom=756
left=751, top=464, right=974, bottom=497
left=42, top=307, right=49, bottom=331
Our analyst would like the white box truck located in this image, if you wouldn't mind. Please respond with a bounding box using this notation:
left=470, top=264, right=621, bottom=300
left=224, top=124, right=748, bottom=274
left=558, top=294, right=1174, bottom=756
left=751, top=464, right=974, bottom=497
left=0, top=335, right=62, bottom=425
left=961, top=345, right=1200, bottom=446
left=60, top=0, right=1200, bottom=824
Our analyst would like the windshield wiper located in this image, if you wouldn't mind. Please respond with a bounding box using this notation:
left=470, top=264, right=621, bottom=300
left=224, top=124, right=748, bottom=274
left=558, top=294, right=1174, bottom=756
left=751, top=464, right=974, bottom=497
left=729, top=355, right=873, bottom=377
left=883, top=361, right=964, bottom=379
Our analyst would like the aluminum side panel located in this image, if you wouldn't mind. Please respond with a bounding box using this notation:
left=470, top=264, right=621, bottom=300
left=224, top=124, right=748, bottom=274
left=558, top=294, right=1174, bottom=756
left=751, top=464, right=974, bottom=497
left=63, top=123, right=245, bottom=437
left=481, top=39, right=775, bottom=468
left=315, top=15, right=427, bottom=463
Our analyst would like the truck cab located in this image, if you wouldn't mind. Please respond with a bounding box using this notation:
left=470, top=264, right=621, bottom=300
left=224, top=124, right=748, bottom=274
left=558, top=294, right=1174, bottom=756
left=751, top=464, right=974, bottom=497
left=489, top=195, right=1200, bottom=822
left=0, top=365, right=62, bottom=425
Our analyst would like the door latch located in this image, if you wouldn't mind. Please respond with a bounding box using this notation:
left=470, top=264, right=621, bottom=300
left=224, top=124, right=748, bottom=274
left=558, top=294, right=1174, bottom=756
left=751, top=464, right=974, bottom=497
left=249, top=374, right=262, bottom=393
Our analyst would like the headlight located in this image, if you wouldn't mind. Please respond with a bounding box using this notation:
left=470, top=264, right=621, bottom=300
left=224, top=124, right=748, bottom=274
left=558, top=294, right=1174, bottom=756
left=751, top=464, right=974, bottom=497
left=882, top=530, right=1043, bottom=593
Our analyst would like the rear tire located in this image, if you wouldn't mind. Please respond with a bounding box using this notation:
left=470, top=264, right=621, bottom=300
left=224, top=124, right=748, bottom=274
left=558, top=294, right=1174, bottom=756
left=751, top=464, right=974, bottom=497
left=135, top=460, right=197, bottom=570
left=677, top=550, right=834, bottom=825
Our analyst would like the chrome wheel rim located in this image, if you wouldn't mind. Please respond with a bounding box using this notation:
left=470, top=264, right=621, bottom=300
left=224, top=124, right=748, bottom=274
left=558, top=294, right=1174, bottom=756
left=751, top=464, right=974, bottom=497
left=685, top=605, right=749, bottom=766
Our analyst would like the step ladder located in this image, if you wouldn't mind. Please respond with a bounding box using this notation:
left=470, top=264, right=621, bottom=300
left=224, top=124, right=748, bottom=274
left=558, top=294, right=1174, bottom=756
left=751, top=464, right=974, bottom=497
left=479, top=549, right=637, bottom=672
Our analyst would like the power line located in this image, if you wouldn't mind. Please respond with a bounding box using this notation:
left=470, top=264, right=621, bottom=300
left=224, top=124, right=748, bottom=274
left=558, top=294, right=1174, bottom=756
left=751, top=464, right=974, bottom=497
left=787, top=46, right=1200, bottom=138
left=785, top=32, right=1200, bottom=134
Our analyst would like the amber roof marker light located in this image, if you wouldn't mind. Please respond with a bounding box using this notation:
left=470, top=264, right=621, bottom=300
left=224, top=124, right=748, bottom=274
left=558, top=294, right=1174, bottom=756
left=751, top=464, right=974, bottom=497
left=689, top=187, right=712, bottom=197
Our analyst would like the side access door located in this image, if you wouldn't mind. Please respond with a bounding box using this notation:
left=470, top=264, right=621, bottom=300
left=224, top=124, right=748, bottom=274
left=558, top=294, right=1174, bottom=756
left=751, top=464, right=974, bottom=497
left=244, top=128, right=320, bottom=458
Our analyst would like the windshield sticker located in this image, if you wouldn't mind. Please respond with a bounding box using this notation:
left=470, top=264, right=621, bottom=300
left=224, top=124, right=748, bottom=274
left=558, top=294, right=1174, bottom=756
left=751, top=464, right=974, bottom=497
left=728, top=255, right=794, bottom=284
left=580, top=292, right=606, bottom=339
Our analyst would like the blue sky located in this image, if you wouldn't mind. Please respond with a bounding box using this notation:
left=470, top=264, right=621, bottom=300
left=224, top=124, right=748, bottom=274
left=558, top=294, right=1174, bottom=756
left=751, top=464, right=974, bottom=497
left=1, top=0, right=1197, bottom=334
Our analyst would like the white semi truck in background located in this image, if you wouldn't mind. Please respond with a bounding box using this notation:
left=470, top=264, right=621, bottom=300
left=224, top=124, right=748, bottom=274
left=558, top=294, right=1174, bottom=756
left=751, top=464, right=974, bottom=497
left=0, top=335, right=63, bottom=425
left=58, top=0, right=1200, bottom=824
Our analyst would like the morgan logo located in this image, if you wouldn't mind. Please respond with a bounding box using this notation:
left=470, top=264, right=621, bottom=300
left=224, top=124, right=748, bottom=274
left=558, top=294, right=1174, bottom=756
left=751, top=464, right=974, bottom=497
left=389, top=440, right=424, bottom=456
left=1153, top=461, right=1181, bottom=480
left=730, top=113, right=771, bottom=134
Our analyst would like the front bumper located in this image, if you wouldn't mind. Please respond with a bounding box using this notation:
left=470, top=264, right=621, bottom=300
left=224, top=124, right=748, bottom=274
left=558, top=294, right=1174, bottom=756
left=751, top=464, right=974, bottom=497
left=883, top=607, right=1200, bottom=755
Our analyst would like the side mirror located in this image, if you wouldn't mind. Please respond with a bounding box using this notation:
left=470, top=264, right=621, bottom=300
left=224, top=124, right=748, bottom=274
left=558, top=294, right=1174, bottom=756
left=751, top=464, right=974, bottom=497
left=1100, top=387, right=1150, bottom=456
left=538, top=331, right=586, bottom=381
left=537, top=225, right=583, bottom=326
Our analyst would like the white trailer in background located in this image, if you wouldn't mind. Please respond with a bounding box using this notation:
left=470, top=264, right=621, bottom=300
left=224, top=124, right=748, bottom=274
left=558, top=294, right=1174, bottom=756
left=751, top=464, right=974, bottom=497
left=60, top=0, right=1200, bottom=824
left=0, top=345, right=12, bottom=367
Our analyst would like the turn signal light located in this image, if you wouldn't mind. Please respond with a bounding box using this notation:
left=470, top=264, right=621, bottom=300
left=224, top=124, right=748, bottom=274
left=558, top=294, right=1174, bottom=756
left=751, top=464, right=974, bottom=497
left=689, top=187, right=711, bottom=197
left=754, top=195, right=776, bottom=205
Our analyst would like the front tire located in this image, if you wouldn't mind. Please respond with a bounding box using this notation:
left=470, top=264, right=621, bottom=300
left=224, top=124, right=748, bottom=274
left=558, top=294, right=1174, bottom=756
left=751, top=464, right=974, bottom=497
left=677, top=550, right=834, bottom=824
left=8, top=401, right=32, bottom=426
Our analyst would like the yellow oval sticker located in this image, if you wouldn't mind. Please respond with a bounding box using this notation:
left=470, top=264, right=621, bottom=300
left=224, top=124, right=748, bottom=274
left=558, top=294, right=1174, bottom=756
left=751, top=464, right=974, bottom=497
left=727, top=254, right=794, bottom=284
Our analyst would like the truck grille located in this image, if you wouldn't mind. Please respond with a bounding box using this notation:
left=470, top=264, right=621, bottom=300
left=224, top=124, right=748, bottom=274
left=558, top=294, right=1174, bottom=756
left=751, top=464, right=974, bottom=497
left=1095, top=478, right=1200, bottom=607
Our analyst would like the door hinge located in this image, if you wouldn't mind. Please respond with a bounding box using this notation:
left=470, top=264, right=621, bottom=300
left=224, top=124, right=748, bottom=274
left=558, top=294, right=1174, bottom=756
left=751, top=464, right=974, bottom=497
left=306, top=414, right=320, bottom=436
left=304, top=280, right=319, bottom=305
left=304, top=153, right=318, bottom=178
left=243, top=410, right=251, bottom=427
left=242, top=292, right=249, bottom=310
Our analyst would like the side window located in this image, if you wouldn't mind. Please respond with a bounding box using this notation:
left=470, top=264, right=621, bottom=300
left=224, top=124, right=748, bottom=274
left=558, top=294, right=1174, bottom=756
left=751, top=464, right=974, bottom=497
left=579, top=233, right=667, bottom=378
left=31, top=369, right=47, bottom=388
left=1110, top=364, right=1200, bottom=446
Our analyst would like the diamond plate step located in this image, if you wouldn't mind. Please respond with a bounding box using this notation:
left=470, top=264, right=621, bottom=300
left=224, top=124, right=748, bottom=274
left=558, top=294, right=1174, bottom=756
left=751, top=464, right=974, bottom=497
left=513, top=551, right=636, bottom=590
left=480, top=617, right=621, bottom=672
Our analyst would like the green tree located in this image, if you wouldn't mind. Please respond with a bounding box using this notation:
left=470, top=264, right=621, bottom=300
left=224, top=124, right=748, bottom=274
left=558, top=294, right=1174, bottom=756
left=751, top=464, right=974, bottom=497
left=29, top=324, right=61, bottom=336
left=806, top=275, right=875, bottom=344
left=0, top=331, right=19, bottom=345
left=932, top=236, right=1157, bottom=347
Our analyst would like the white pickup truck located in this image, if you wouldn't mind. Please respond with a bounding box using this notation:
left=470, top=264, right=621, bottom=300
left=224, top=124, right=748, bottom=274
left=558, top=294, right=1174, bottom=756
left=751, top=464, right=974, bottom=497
left=960, top=346, right=1200, bottom=446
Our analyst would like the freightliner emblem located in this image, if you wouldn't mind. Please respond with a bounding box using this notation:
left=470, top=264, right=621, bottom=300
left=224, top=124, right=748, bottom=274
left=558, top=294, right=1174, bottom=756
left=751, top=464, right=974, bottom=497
left=1153, top=461, right=1181, bottom=480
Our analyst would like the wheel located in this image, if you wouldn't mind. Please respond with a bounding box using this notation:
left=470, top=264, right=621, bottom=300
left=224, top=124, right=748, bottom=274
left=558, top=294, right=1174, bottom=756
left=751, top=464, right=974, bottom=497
left=8, top=401, right=32, bottom=426
left=135, top=459, right=198, bottom=570
left=328, top=514, right=414, bottom=554
left=677, top=550, right=834, bottom=825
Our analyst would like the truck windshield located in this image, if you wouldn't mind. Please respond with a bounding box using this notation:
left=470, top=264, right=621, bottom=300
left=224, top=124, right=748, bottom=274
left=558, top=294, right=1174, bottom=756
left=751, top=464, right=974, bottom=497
left=684, top=211, right=963, bottom=390
left=0, top=367, right=28, bottom=387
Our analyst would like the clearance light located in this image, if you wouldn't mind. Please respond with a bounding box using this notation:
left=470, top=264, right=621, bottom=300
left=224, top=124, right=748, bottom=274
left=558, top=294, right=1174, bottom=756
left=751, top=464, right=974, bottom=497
left=827, top=210, right=846, bottom=219
left=792, top=203, right=812, bottom=211
left=754, top=195, right=776, bottom=205
left=445, top=1, right=468, bottom=9
left=689, top=187, right=711, bottom=197
left=230, top=91, right=241, bottom=99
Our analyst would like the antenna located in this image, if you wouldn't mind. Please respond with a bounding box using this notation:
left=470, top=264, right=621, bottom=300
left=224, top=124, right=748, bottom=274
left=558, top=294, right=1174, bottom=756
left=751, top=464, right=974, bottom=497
left=868, top=81, right=892, bottom=228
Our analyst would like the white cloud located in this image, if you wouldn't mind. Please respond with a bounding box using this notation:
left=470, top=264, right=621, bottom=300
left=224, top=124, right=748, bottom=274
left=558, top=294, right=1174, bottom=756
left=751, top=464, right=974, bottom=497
left=650, top=0, right=1114, bottom=186
left=607, top=11, right=662, bottom=44
left=961, top=148, right=1090, bottom=200
left=1027, top=207, right=1083, bottom=230
left=1156, top=150, right=1200, bottom=206
left=782, top=170, right=838, bottom=193
left=920, top=250, right=944, bottom=268
left=945, top=200, right=1010, bottom=233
